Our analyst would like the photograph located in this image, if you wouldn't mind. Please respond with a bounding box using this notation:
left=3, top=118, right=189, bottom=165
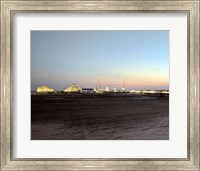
left=1, top=0, right=199, bottom=169
left=31, top=30, right=169, bottom=140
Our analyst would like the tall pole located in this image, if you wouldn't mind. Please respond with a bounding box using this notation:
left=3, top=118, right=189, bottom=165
left=123, top=77, right=126, bottom=89
left=99, top=81, right=101, bottom=89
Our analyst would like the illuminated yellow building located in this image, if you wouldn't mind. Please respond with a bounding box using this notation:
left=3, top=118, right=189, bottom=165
left=36, top=86, right=55, bottom=93
left=64, top=84, right=82, bottom=93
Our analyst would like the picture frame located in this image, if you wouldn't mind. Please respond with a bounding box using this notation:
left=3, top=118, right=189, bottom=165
left=0, top=0, right=199, bottom=170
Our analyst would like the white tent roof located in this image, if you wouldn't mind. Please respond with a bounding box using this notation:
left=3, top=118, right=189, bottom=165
left=64, top=84, right=82, bottom=92
left=36, top=86, right=55, bottom=93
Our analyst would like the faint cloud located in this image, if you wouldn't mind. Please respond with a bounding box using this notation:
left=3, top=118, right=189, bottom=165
left=152, top=68, right=160, bottom=71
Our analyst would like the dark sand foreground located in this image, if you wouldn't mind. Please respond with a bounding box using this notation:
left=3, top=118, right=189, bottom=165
left=31, top=94, right=169, bottom=140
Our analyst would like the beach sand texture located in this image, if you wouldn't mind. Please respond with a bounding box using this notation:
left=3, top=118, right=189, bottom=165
left=31, top=94, right=169, bottom=140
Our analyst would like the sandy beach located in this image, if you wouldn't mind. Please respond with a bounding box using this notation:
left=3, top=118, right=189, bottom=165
left=31, top=94, right=169, bottom=140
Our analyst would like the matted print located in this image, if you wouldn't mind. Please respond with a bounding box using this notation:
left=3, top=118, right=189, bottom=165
left=31, top=30, right=169, bottom=140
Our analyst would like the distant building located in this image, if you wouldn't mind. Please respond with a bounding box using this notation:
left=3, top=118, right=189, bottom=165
left=95, top=88, right=107, bottom=93
left=82, top=88, right=94, bottom=93
left=129, top=90, right=143, bottom=94
left=130, top=89, right=169, bottom=94
left=64, top=84, right=82, bottom=93
left=113, top=87, right=118, bottom=92
left=142, top=90, right=157, bottom=94
left=105, top=86, right=110, bottom=92
left=36, top=86, right=55, bottom=94
left=160, top=90, right=169, bottom=94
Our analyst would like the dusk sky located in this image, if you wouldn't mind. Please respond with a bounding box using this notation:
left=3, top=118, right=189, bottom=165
left=31, top=31, right=169, bottom=91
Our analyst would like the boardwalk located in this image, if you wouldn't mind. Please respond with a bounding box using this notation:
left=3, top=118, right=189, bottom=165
left=31, top=94, right=169, bottom=140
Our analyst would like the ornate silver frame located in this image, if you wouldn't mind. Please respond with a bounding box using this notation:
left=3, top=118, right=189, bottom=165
left=1, top=0, right=199, bottom=170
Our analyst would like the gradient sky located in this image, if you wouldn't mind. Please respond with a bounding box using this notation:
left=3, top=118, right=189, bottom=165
left=31, top=31, right=169, bottom=91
